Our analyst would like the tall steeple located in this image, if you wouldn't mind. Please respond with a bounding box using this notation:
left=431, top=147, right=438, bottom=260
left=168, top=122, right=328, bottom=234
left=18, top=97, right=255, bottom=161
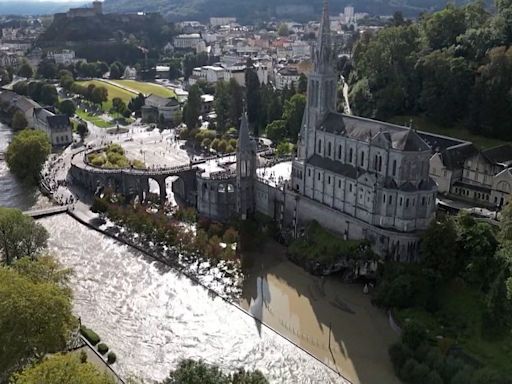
left=297, top=0, right=337, bottom=160
left=314, top=0, right=334, bottom=74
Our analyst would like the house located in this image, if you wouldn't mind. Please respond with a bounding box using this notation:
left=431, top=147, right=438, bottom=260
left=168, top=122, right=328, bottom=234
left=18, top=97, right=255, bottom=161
left=141, top=95, right=180, bottom=124
left=0, top=90, right=40, bottom=128
left=123, top=66, right=137, bottom=80
left=274, top=66, right=300, bottom=90
left=33, top=107, right=72, bottom=147
left=174, top=34, right=204, bottom=51
left=430, top=142, right=512, bottom=208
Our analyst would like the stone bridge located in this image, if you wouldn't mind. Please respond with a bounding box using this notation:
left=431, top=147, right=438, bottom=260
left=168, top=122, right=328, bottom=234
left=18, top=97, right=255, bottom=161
left=70, top=150, right=200, bottom=204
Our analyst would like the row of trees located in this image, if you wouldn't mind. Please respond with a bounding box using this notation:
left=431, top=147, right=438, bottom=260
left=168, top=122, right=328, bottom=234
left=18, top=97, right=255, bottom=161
left=349, top=2, right=512, bottom=139
left=12, top=80, right=58, bottom=106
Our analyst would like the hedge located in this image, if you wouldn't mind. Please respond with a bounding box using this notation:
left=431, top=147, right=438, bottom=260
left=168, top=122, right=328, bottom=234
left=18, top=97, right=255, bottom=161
left=80, top=325, right=100, bottom=346
left=107, top=352, right=117, bottom=364
left=97, top=343, right=109, bottom=355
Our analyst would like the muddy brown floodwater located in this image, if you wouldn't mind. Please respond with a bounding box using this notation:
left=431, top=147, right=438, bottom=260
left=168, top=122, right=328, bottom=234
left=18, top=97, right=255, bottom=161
left=240, top=241, right=400, bottom=384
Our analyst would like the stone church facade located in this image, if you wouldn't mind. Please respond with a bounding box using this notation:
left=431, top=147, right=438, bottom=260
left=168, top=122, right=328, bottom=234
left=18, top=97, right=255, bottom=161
left=195, top=0, right=437, bottom=261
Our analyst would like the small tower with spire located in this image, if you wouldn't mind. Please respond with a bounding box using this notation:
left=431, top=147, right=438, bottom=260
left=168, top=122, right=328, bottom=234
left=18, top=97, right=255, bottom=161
left=236, top=111, right=257, bottom=219
left=297, top=0, right=337, bottom=160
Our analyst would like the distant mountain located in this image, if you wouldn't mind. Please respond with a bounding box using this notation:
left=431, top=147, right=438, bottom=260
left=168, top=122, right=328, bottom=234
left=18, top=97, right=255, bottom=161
left=103, top=0, right=469, bottom=21
left=0, top=1, right=87, bottom=16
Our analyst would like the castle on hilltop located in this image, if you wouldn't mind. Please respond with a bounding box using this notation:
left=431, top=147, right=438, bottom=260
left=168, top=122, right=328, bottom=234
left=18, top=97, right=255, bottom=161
left=194, top=0, right=438, bottom=261
left=55, top=1, right=103, bottom=20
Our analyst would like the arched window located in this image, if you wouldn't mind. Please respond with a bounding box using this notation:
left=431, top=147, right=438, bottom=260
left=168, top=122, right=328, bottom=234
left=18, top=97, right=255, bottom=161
left=349, top=148, right=353, bottom=163
left=392, top=160, right=397, bottom=176
left=318, top=139, right=322, bottom=154
left=378, top=156, right=383, bottom=172
left=338, top=145, right=342, bottom=159
left=360, top=151, right=365, bottom=167
left=328, top=142, right=332, bottom=157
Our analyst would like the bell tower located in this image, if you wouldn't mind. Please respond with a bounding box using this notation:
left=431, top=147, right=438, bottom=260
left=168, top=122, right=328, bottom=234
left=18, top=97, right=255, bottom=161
left=236, top=111, right=257, bottom=219
left=297, top=0, right=337, bottom=160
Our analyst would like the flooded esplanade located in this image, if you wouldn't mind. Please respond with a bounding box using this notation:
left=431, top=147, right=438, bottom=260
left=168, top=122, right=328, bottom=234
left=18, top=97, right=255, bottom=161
left=40, top=215, right=348, bottom=383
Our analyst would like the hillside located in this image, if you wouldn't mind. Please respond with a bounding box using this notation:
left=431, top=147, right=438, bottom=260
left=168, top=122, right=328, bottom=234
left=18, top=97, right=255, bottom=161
left=103, top=0, right=470, bottom=21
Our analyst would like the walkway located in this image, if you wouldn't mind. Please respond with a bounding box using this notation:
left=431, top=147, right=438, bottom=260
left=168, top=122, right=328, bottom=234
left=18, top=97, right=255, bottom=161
left=23, top=205, right=69, bottom=218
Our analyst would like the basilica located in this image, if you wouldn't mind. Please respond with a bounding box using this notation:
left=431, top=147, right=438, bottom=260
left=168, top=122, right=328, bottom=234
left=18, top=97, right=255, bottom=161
left=195, top=0, right=438, bottom=261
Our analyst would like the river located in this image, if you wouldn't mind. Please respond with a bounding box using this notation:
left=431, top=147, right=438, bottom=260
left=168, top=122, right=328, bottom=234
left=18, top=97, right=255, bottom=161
left=0, top=122, right=49, bottom=210
left=39, top=215, right=345, bottom=383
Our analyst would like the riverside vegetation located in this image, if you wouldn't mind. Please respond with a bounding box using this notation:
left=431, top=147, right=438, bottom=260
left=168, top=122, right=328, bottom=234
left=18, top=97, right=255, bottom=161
left=374, top=205, right=512, bottom=383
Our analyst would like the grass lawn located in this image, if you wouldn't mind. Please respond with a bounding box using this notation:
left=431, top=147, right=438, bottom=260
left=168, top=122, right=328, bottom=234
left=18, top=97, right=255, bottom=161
left=76, top=80, right=136, bottom=111
left=388, top=115, right=508, bottom=149
left=109, top=79, right=176, bottom=99
left=76, top=109, right=113, bottom=128
left=396, top=280, right=512, bottom=373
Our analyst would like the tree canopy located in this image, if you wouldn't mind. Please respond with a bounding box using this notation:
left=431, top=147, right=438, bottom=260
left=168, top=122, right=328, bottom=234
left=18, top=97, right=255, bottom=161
left=0, top=207, right=49, bottom=265
left=11, top=353, right=115, bottom=384
left=161, top=359, right=268, bottom=384
left=0, top=260, right=75, bottom=381
left=349, top=1, right=512, bottom=139
left=6, top=129, right=51, bottom=184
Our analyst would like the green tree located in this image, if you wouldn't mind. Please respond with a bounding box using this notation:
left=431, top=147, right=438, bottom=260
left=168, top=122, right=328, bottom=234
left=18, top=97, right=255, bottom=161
left=416, top=50, right=473, bottom=125
left=6, top=129, right=51, bottom=184
left=161, top=359, right=268, bottom=384
left=111, top=97, right=127, bottom=116
left=59, top=99, right=76, bottom=117
left=421, top=5, right=467, bottom=50
left=77, top=121, right=89, bottom=141
left=215, top=81, right=229, bottom=132
left=183, top=84, right=202, bottom=129
left=128, top=93, right=145, bottom=116
left=0, top=265, right=75, bottom=380
left=277, top=23, right=289, bottom=36
left=18, top=60, right=33, bottom=78
left=109, top=61, right=125, bottom=80
left=297, top=73, right=307, bottom=93
left=12, top=80, right=28, bottom=96
left=37, top=59, right=58, bottom=79
left=245, top=63, right=261, bottom=131
left=11, top=353, right=115, bottom=384
left=0, top=207, right=49, bottom=264
left=11, top=110, right=28, bottom=131
left=282, top=93, right=306, bottom=141
left=227, top=78, right=243, bottom=128
left=40, top=83, right=58, bottom=106
left=90, top=86, right=108, bottom=108
left=420, top=217, right=459, bottom=279
left=169, top=58, right=182, bottom=80
left=265, top=119, right=287, bottom=143
left=468, top=46, right=512, bottom=139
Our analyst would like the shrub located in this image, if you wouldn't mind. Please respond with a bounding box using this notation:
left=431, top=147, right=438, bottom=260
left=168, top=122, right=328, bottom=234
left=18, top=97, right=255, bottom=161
left=79, top=350, right=88, bottom=363
left=402, top=321, right=428, bottom=350
left=222, top=227, right=238, bottom=244
left=107, top=352, right=117, bottom=364
left=389, top=342, right=412, bottom=372
left=91, top=197, right=109, bottom=214
left=97, top=343, right=109, bottom=355
left=80, top=325, right=100, bottom=346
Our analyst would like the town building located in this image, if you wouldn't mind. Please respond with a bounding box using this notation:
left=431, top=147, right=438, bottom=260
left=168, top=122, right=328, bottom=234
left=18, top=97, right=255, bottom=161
left=173, top=33, right=204, bottom=51
left=33, top=107, right=72, bottom=147
left=48, top=50, right=80, bottom=65
left=430, top=142, right=512, bottom=208
left=210, top=17, right=236, bottom=27
left=274, top=66, right=301, bottom=90
left=141, top=95, right=180, bottom=124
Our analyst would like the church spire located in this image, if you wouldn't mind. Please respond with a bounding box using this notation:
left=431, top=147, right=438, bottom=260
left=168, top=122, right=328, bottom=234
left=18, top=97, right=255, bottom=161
left=237, top=110, right=252, bottom=153
left=314, top=0, right=333, bottom=73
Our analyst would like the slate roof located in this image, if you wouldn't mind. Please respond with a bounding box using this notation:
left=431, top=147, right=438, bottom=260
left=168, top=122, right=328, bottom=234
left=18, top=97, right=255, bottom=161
left=307, top=154, right=357, bottom=178
left=318, top=113, right=431, bottom=152
left=47, top=115, right=70, bottom=129
left=440, top=143, right=478, bottom=170
left=481, top=144, right=512, bottom=167
left=0, top=91, right=40, bottom=113
left=145, top=94, right=179, bottom=108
